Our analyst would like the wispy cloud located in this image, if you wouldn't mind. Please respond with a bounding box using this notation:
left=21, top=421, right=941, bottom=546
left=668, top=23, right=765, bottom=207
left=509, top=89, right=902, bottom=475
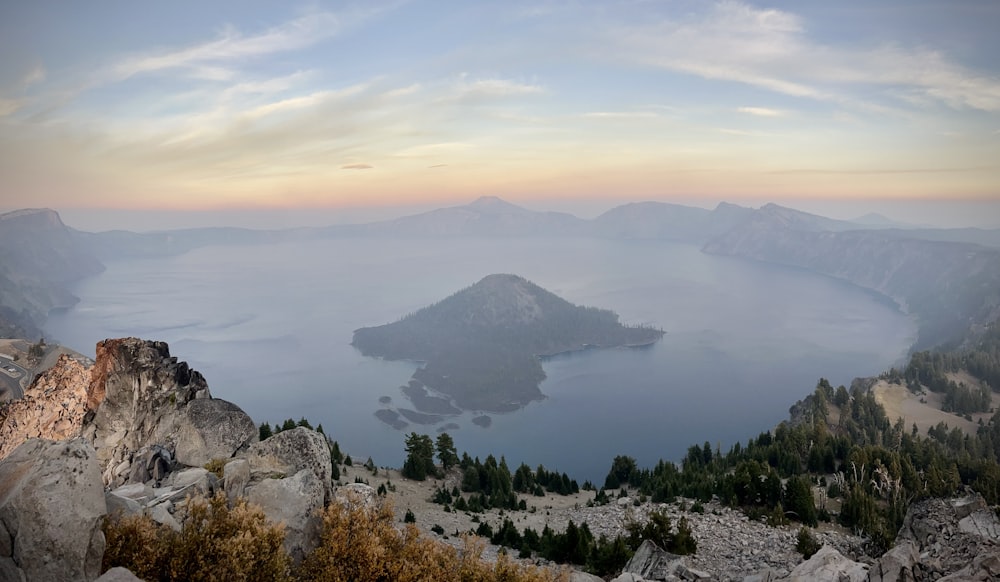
left=738, top=106, right=783, bottom=117
left=112, top=12, right=341, bottom=80
left=610, top=1, right=1000, bottom=112
left=0, top=99, right=20, bottom=117
left=453, top=77, right=544, bottom=100
left=342, top=163, right=374, bottom=170
left=583, top=111, right=660, bottom=119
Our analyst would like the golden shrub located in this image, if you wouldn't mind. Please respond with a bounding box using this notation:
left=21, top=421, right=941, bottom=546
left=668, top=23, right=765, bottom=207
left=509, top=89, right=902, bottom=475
left=102, top=493, right=291, bottom=582
left=103, top=489, right=564, bottom=582
left=297, top=492, right=566, bottom=582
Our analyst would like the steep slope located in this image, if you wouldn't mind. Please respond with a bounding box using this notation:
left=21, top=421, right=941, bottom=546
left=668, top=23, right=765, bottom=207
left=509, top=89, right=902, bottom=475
left=0, top=209, right=105, bottom=338
left=353, top=274, right=663, bottom=413
left=704, top=220, right=1000, bottom=348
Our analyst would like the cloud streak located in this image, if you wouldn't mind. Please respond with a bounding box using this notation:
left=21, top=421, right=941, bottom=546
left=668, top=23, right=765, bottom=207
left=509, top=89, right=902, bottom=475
left=112, top=12, right=342, bottom=80
left=611, top=1, right=1000, bottom=112
left=738, top=107, right=783, bottom=117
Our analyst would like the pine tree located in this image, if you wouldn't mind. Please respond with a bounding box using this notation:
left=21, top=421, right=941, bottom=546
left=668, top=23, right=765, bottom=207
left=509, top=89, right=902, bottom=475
left=435, top=433, right=459, bottom=470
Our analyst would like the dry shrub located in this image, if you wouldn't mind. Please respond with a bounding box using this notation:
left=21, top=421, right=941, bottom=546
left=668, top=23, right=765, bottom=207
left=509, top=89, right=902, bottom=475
left=203, top=458, right=227, bottom=479
left=102, top=493, right=291, bottom=582
left=298, top=492, right=565, bottom=582
left=102, top=512, right=172, bottom=580
left=103, top=489, right=563, bottom=582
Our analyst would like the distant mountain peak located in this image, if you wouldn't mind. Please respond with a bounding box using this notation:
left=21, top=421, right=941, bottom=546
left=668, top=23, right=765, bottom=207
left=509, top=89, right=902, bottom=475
left=464, top=196, right=526, bottom=213
left=448, top=273, right=555, bottom=326
left=0, top=208, right=64, bottom=226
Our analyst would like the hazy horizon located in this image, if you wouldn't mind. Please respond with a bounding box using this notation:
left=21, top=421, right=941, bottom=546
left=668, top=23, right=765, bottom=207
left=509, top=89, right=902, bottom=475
left=4, top=196, right=1000, bottom=233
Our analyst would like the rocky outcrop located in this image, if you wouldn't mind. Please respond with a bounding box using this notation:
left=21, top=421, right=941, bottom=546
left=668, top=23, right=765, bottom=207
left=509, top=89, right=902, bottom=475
left=247, top=469, right=325, bottom=563
left=610, top=540, right=710, bottom=581
left=894, top=491, right=1000, bottom=581
left=245, top=427, right=333, bottom=504
left=0, top=438, right=107, bottom=582
left=620, top=540, right=683, bottom=580
left=781, top=545, right=868, bottom=581
left=81, top=338, right=257, bottom=487
left=868, top=539, right=920, bottom=582
left=0, top=355, right=93, bottom=460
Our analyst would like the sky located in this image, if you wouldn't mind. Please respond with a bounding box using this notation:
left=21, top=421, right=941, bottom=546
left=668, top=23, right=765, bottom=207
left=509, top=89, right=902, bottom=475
left=1, top=1, right=999, bottom=230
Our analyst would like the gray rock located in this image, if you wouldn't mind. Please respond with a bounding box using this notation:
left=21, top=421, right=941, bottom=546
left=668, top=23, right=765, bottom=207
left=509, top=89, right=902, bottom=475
left=334, top=483, right=378, bottom=509
left=0, top=438, right=107, bottom=582
left=678, top=564, right=711, bottom=580
left=82, top=338, right=256, bottom=488
left=569, top=570, right=606, bottom=582
left=246, top=427, right=332, bottom=504
left=937, top=549, right=1000, bottom=581
left=611, top=574, right=646, bottom=582
left=111, top=482, right=153, bottom=502
left=147, top=503, right=181, bottom=532
left=174, top=398, right=257, bottom=467
left=623, top=540, right=682, bottom=581
left=223, top=458, right=250, bottom=501
left=105, top=492, right=143, bottom=518
left=168, top=467, right=215, bottom=497
left=0, top=558, right=26, bottom=582
left=127, top=445, right=172, bottom=485
left=743, top=569, right=780, bottom=582
left=94, top=567, right=144, bottom=582
left=869, top=539, right=919, bottom=582
left=958, top=509, right=1000, bottom=539
left=784, top=545, right=868, bottom=582
left=247, top=469, right=325, bottom=563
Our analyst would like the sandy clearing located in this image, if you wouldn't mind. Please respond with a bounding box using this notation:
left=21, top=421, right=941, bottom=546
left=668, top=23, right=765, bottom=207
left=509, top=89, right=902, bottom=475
left=872, top=380, right=996, bottom=437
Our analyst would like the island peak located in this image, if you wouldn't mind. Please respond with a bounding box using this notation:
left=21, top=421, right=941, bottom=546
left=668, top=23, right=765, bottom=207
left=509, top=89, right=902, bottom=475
left=353, top=274, right=663, bottom=416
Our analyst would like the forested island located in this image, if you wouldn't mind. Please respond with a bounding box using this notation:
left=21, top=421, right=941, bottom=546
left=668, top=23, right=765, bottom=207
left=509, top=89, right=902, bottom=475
left=352, top=274, right=663, bottom=414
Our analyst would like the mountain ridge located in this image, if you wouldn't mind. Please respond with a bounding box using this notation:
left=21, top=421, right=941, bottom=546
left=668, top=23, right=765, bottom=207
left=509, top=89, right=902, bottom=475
left=3, top=199, right=1000, bottom=348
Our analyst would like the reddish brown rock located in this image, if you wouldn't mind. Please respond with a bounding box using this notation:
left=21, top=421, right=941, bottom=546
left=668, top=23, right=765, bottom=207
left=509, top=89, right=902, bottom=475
left=0, top=355, right=93, bottom=460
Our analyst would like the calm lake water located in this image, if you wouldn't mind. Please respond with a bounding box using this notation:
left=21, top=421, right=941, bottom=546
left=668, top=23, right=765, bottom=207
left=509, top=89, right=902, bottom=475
left=46, top=237, right=916, bottom=482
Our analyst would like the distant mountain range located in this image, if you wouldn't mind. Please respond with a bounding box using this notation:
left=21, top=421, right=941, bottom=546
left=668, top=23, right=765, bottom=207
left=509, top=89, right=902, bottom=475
left=2, top=197, right=999, bottom=347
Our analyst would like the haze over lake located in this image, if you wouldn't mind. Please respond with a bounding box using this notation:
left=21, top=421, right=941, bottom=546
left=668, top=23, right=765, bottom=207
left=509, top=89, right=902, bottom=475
left=46, top=237, right=916, bottom=481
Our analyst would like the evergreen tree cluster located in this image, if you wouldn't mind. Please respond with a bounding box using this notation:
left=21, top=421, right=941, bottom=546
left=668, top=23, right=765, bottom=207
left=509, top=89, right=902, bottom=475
left=598, top=374, right=1000, bottom=553
left=905, top=339, right=997, bottom=415
left=479, top=509, right=695, bottom=577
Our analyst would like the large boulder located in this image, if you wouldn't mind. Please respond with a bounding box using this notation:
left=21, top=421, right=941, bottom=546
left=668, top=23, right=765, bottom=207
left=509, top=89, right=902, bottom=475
left=937, top=549, right=1000, bottom=581
left=94, top=568, right=143, bottom=582
left=896, top=491, right=1000, bottom=579
left=246, top=469, right=325, bottom=563
left=783, top=545, right=867, bottom=582
left=245, top=427, right=332, bottom=504
left=223, top=459, right=250, bottom=502
left=0, top=438, right=107, bottom=582
left=868, top=540, right=919, bottom=582
left=621, top=540, right=683, bottom=581
left=81, top=338, right=256, bottom=487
